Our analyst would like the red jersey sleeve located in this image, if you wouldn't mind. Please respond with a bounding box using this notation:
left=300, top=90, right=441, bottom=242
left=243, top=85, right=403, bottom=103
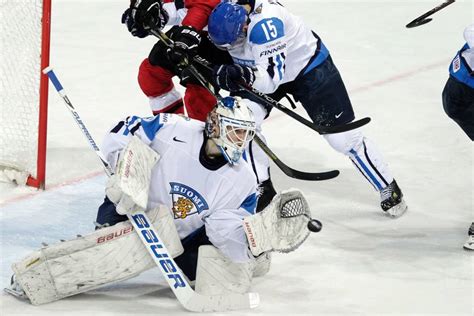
left=182, top=0, right=220, bottom=30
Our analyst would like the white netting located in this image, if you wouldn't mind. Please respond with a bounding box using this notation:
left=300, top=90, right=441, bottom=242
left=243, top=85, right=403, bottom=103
left=0, top=0, right=44, bottom=181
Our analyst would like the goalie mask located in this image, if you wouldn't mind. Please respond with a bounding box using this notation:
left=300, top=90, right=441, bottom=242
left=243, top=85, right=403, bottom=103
left=205, top=96, right=256, bottom=164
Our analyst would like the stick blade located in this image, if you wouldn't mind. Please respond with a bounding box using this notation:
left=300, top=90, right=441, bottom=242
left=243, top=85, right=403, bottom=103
left=183, top=292, right=259, bottom=312
left=276, top=162, right=340, bottom=181
left=318, top=117, right=371, bottom=134
left=406, top=18, right=433, bottom=28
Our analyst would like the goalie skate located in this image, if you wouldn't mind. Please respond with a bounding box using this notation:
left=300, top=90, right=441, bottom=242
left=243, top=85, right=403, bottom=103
left=4, top=275, right=27, bottom=299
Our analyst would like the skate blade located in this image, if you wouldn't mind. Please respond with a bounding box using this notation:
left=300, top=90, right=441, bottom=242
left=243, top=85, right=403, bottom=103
left=4, top=287, right=27, bottom=299
left=385, top=199, right=408, bottom=218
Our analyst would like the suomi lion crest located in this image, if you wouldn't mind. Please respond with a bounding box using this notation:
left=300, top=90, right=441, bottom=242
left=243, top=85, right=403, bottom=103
left=169, top=182, right=209, bottom=219
left=173, top=197, right=194, bottom=219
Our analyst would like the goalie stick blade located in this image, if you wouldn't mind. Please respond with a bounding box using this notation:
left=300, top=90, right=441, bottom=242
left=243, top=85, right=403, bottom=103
left=184, top=292, right=259, bottom=312
left=317, top=117, right=371, bottom=134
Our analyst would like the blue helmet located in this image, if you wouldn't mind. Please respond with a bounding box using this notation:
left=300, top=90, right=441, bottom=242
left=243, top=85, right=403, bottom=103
left=208, top=2, right=247, bottom=46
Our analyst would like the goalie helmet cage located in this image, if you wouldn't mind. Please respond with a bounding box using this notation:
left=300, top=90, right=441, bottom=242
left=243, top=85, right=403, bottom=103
left=0, top=0, right=51, bottom=189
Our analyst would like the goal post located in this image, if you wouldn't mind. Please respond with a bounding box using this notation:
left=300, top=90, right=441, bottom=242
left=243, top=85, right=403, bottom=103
left=0, top=0, right=52, bottom=189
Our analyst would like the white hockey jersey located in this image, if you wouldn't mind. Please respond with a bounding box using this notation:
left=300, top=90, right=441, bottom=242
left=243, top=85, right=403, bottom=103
left=101, top=113, right=258, bottom=263
left=227, top=0, right=329, bottom=93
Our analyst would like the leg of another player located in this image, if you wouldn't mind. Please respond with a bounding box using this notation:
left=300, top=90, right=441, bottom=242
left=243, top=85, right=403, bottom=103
left=442, top=77, right=474, bottom=141
left=138, top=58, right=185, bottom=116
left=442, top=76, right=474, bottom=250
left=292, top=56, right=407, bottom=217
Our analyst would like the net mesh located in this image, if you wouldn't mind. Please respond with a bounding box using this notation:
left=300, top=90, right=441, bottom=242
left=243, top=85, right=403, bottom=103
left=0, top=0, right=43, bottom=177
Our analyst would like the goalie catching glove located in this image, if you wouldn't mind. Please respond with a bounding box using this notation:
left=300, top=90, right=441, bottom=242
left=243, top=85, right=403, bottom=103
left=243, top=189, right=311, bottom=257
left=106, top=136, right=160, bottom=215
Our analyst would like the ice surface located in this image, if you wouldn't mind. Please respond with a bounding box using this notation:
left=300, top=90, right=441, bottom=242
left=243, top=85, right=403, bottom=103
left=1, top=0, right=472, bottom=315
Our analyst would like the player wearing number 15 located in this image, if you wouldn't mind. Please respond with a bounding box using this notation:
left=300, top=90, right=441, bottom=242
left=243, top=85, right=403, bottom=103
left=208, top=0, right=407, bottom=218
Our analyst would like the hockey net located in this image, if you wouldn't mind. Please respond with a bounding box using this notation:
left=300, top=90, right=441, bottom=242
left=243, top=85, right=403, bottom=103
left=0, top=0, right=51, bottom=188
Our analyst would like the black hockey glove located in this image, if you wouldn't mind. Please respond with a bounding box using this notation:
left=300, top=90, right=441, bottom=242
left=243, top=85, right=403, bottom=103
left=168, top=25, right=202, bottom=68
left=122, top=8, right=148, bottom=38
left=122, top=0, right=169, bottom=38
left=213, top=64, right=255, bottom=92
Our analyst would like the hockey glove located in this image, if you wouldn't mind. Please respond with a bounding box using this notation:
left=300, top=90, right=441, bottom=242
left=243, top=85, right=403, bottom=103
left=105, top=137, right=160, bottom=215
left=122, top=8, right=148, bottom=38
left=242, top=189, right=311, bottom=257
left=123, top=0, right=169, bottom=38
left=168, top=25, right=202, bottom=68
left=213, top=64, right=255, bottom=92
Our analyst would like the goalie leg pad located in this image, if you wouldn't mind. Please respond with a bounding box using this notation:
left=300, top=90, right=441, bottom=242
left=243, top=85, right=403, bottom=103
left=10, top=205, right=183, bottom=305
left=252, top=252, right=271, bottom=278
left=195, top=245, right=253, bottom=296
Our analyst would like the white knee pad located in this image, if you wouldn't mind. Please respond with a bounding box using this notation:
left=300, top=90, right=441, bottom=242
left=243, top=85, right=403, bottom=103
left=324, top=129, right=393, bottom=191
left=323, top=129, right=364, bottom=154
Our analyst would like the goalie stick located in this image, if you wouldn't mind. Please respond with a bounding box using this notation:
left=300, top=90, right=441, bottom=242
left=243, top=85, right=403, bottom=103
left=406, top=0, right=455, bottom=28
left=150, top=29, right=340, bottom=181
left=150, top=29, right=370, bottom=135
left=42, top=67, right=259, bottom=312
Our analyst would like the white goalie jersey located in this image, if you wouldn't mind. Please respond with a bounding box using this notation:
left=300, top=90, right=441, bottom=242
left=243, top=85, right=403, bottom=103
left=102, top=113, right=259, bottom=262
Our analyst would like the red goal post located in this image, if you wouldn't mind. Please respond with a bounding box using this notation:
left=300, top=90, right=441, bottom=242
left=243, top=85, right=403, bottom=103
left=0, top=0, right=51, bottom=189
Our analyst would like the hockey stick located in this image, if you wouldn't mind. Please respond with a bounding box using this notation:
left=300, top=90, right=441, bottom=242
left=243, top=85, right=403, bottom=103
left=406, top=0, right=455, bottom=28
left=194, top=55, right=371, bottom=134
left=150, top=29, right=339, bottom=181
left=150, top=30, right=370, bottom=135
left=43, top=67, right=113, bottom=176
left=43, top=67, right=259, bottom=312
left=253, top=136, right=339, bottom=181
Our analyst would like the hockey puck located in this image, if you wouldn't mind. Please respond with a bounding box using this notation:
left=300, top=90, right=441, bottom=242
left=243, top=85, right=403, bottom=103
left=307, top=219, right=322, bottom=233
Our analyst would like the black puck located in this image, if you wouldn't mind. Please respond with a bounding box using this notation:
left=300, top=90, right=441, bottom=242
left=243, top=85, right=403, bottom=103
left=307, top=219, right=322, bottom=233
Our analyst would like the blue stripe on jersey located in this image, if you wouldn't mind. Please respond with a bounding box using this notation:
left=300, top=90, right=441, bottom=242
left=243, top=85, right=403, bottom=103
left=250, top=18, right=284, bottom=44
left=123, top=116, right=138, bottom=136
left=240, top=193, right=257, bottom=214
left=275, top=54, right=284, bottom=80
left=350, top=149, right=383, bottom=190
left=140, top=115, right=164, bottom=141
left=303, top=41, right=330, bottom=75
left=267, top=56, right=276, bottom=79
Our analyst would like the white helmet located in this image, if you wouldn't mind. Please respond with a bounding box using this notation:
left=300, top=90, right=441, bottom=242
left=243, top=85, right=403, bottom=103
left=205, top=96, right=256, bottom=164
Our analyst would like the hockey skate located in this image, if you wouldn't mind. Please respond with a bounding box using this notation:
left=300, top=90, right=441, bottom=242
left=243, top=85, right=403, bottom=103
left=380, top=180, right=407, bottom=218
left=463, top=223, right=474, bottom=251
left=4, top=274, right=27, bottom=300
